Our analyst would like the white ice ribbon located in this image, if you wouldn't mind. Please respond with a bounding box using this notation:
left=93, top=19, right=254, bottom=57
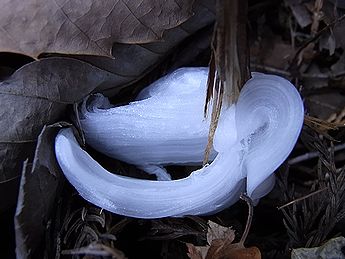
left=55, top=68, right=304, bottom=218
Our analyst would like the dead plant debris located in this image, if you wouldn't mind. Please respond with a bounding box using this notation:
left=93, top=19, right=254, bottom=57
left=1, top=0, right=345, bottom=258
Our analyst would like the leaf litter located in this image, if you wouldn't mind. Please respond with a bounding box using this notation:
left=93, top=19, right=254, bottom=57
left=186, top=195, right=261, bottom=259
left=0, top=1, right=215, bottom=213
left=0, top=0, right=194, bottom=57
left=0, top=57, right=122, bottom=209
left=15, top=123, right=68, bottom=258
left=1, top=0, right=345, bottom=258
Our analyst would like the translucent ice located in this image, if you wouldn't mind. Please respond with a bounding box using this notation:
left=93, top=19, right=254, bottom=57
left=55, top=68, right=304, bottom=218
left=79, top=68, right=216, bottom=172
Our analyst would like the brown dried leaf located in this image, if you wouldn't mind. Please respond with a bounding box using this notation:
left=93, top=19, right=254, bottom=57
left=0, top=0, right=216, bottom=210
left=187, top=221, right=261, bottom=259
left=251, top=35, right=296, bottom=71
left=186, top=243, right=203, bottom=259
left=0, top=57, right=121, bottom=209
left=207, top=242, right=261, bottom=259
left=15, top=123, right=67, bottom=259
left=285, top=0, right=312, bottom=28
left=207, top=221, right=235, bottom=243
left=0, top=0, right=194, bottom=57
left=187, top=221, right=234, bottom=259
left=47, top=0, right=215, bottom=94
left=321, top=4, right=345, bottom=49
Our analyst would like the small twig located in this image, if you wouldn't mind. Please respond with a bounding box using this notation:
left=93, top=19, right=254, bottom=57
left=239, top=193, right=254, bottom=246
left=277, top=187, right=328, bottom=210
left=289, top=143, right=345, bottom=165
left=203, top=0, right=249, bottom=164
left=305, top=115, right=344, bottom=131
left=203, top=84, right=223, bottom=165
left=250, top=63, right=291, bottom=77
left=311, top=0, right=324, bottom=36
left=0, top=139, right=37, bottom=144
left=62, top=248, right=109, bottom=256
left=62, top=243, right=126, bottom=258
left=251, top=63, right=345, bottom=80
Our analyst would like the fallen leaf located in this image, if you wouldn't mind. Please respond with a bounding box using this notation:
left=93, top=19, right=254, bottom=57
left=206, top=242, right=261, bottom=259
left=285, top=0, right=312, bottom=28
left=14, top=123, right=67, bottom=259
left=0, top=57, right=121, bottom=210
left=0, top=0, right=194, bottom=57
left=291, top=236, right=345, bottom=259
left=207, top=221, right=236, bottom=243
left=250, top=34, right=295, bottom=71
left=186, top=220, right=235, bottom=259
left=187, top=220, right=261, bottom=259
left=45, top=0, right=215, bottom=94
left=187, top=243, right=203, bottom=259
left=0, top=0, right=216, bottom=211
left=334, top=18, right=345, bottom=49
left=321, top=4, right=345, bottom=49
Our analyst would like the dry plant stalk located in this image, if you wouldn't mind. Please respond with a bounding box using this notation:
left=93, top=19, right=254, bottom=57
left=304, top=115, right=342, bottom=131
left=304, top=115, right=344, bottom=140
left=186, top=194, right=261, bottom=259
left=203, top=0, right=250, bottom=164
left=311, top=0, right=324, bottom=35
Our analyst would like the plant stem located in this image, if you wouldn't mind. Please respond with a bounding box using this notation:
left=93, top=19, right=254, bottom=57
left=239, top=193, right=254, bottom=246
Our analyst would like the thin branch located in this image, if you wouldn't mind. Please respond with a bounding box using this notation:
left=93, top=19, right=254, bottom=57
left=251, top=63, right=345, bottom=79
left=203, top=81, right=223, bottom=165
left=289, top=143, right=345, bottom=165
left=277, top=187, right=328, bottom=210
left=203, top=0, right=249, bottom=164
left=239, top=193, right=254, bottom=246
